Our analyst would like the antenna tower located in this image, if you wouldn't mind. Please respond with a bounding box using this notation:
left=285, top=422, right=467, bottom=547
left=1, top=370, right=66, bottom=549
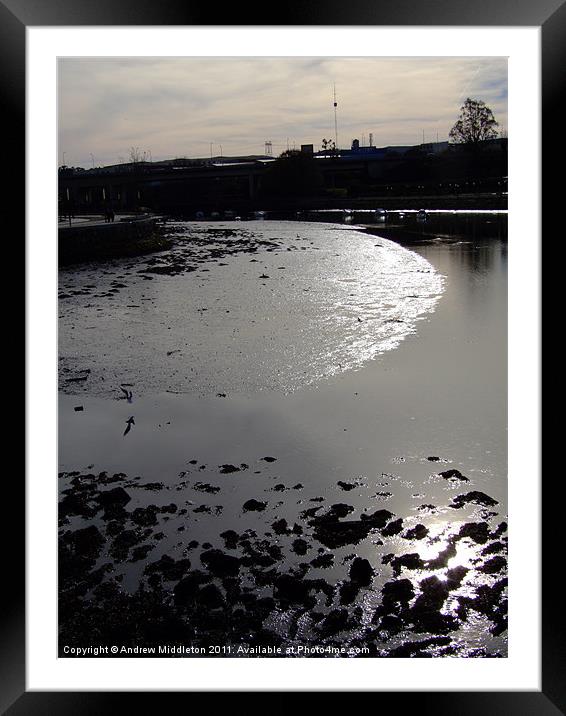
left=333, top=84, right=338, bottom=151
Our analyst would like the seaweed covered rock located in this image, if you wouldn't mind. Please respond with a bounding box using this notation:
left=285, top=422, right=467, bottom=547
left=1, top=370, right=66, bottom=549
left=349, top=557, right=374, bottom=586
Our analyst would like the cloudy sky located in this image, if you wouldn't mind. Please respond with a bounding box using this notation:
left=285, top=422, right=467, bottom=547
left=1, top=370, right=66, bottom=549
left=58, top=56, right=507, bottom=167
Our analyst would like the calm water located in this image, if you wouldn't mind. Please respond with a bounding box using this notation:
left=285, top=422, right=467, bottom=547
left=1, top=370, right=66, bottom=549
left=59, top=219, right=507, bottom=656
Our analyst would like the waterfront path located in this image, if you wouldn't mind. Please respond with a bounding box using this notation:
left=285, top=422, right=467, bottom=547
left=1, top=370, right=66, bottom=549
left=58, top=213, right=145, bottom=230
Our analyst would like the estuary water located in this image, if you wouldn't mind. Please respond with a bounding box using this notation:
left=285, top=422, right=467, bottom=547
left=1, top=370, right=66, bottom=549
left=58, top=219, right=507, bottom=658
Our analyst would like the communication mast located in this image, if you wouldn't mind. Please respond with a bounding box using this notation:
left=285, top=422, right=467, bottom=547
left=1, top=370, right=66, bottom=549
left=333, top=84, right=338, bottom=151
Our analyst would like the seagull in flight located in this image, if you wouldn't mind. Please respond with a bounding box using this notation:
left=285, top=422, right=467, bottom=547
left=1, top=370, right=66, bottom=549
left=123, top=416, right=135, bottom=436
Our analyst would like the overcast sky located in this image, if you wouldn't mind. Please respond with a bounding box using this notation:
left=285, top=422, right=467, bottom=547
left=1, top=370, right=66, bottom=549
left=58, top=56, right=507, bottom=167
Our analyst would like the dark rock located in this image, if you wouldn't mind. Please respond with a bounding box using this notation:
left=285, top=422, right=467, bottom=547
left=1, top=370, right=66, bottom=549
left=173, top=571, right=212, bottom=605
left=391, top=553, right=425, bottom=574
left=137, top=482, right=164, bottom=491
left=243, top=499, right=267, bottom=512
left=479, top=555, right=507, bottom=574
left=145, top=554, right=192, bottom=580
left=319, top=609, right=349, bottom=636
left=63, top=525, right=105, bottom=559
left=292, top=538, right=309, bottom=556
left=198, top=583, right=225, bottom=609
left=349, top=557, right=374, bottom=586
left=359, top=509, right=394, bottom=527
left=492, top=521, right=508, bottom=537
left=445, top=566, right=468, bottom=589
left=130, top=544, right=155, bottom=562
left=193, top=482, right=220, bottom=494
left=98, top=486, right=131, bottom=508
left=439, top=469, right=469, bottom=482
left=377, top=614, right=404, bottom=633
left=261, top=456, right=277, bottom=462
left=220, top=530, right=239, bottom=549
left=451, top=491, right=498, bottom=509
left=300, top=506, right=323, bottom=520
left=328, top=503, right=355, bottom=519
left=256, top=597, right=276, bottom=611
left=339, top=581, right=360, bottom=605
left=106, top=520, right=124, bottom=537
left=219, top=464, right=240, bottom=474
left=409, top=577, right=456, bottom=634
left=274, top=574, right=314, bottom=606
left=131, top=505, right=159, bottom=527
left=59, top=492, right=98, bottom=519
left=426, top=540, right=457, bottom=569
left=481, top=541, right=506, bottom=556
left=403, top=524, right=429, bottom=540
left=310, top=553, right=334, bottom=569
left=271, top=518, right=289, bottom=535
left=337, top=481, right=358, bottom=491
left=93, top=580, right=120, bottom=600
left=200, top=549, right=241, bottom=577
left=382, top=578, right=415, bottom=607
left=458, top=580, right=507, bottom=633
left=381, top=518, right=403, bottom=536
left=193, top=505, right=211, bottom=514
left=457, top=522, right=490, bottom=544
left=418, top=504, right=437, bottom=512
left=111, top=529, right=143, bottom=557
left=160, top=503, right=177, bottom=514
left=414, top=576, right=449, bottom=610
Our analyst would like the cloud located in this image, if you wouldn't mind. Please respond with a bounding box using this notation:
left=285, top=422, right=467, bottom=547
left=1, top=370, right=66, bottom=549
left=58, top=56, right=507, bottom=167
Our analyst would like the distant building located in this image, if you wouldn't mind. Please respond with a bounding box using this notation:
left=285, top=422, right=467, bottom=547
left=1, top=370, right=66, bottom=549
left=420, top=141, right=450, bottom=154
left=300, top=144, right=314, bottom=155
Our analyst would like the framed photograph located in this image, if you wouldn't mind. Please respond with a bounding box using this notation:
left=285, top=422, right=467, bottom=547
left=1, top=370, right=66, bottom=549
left=11, top=0, right=553, bottom=708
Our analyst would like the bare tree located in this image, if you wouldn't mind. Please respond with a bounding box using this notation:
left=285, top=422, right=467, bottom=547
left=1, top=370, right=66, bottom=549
left=449, top=98, right=499, bottom=146
left=129, top=146, right=143, bottom=164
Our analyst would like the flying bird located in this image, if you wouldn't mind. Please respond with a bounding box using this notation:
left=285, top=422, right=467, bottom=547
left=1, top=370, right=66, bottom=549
left=123, top=416, right=135, bottom=436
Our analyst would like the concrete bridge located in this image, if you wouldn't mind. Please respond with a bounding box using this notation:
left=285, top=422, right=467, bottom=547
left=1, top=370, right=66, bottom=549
left=59, top=154, right=507, bottom=214
left=59, top=161, right=269, bottom=213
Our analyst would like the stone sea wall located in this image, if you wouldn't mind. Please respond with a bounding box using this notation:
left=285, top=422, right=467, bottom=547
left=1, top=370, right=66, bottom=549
left=59, top=218, right=171, bottom=265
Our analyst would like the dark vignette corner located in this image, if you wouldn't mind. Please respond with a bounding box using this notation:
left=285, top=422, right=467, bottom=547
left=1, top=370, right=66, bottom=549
left=8, top=0, right=559, bottom=711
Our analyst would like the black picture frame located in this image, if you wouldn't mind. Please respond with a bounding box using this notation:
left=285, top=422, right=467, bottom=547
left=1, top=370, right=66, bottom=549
left=10, top=0, right=554, bottom=708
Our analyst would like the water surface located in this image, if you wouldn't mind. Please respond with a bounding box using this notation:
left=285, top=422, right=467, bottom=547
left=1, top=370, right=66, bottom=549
left=59, top=219, right=507, bottom=657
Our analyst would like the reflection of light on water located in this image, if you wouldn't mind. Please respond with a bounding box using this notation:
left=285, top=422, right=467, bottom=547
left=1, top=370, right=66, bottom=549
left=59, top=220, right=446, bottom=397
left=447, top=541, right=477, bottom=570
left=409, top=520, right=484, bottom=575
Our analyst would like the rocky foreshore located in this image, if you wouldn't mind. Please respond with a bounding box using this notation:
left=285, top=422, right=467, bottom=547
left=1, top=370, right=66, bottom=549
left=59, top=460, right=507, bottom=658
left=58, top=217, right=172, bottom=265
